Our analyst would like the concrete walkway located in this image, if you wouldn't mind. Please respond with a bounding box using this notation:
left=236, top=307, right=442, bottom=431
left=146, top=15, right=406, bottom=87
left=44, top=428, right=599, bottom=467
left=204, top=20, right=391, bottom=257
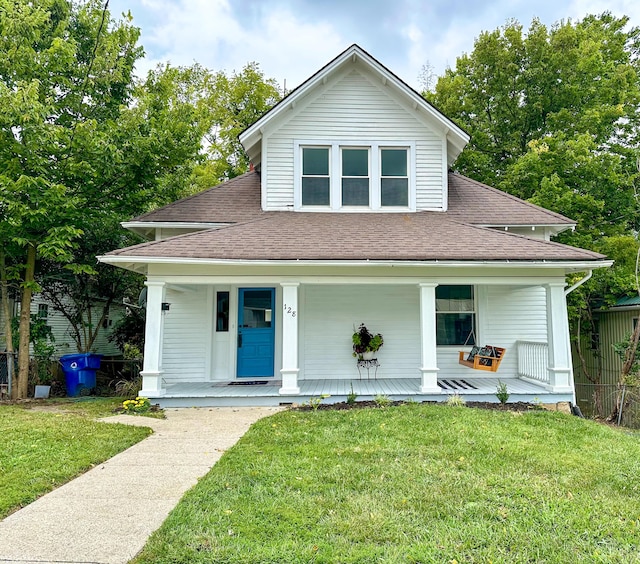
left=0, top=406, right=281, bottom=564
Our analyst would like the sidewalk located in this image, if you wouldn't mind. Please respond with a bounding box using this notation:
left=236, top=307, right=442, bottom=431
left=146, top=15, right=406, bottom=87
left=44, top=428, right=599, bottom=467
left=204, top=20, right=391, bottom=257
left=0, top=406, right=281, bottom=564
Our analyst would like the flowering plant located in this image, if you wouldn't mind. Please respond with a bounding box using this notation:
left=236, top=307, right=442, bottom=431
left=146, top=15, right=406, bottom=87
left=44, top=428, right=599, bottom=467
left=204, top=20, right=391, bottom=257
left=122, top=396, right=151, bottom=414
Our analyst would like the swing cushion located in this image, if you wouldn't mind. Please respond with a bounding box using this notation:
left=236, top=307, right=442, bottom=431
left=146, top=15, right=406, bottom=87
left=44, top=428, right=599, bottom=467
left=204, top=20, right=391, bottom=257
left=466, top=346, right=480, bottom=362
left=478, top=346, right=498, bottom=366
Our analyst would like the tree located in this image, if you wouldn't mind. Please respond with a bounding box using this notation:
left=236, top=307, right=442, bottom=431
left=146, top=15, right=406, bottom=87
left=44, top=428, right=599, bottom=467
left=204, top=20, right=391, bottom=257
left=195, top=62, right=282, bottom=185
left=426, top=13, right=640, bottom=410
left=428, top=14, right=640, bottom=188
left=0, top=1, right=214, bottom=397
left=0, top=0, right=143, bottom=397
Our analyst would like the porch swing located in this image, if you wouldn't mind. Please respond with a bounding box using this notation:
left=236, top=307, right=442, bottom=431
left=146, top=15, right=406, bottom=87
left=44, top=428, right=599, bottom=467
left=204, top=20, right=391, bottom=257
left=458, top=329, right=506, bottom=373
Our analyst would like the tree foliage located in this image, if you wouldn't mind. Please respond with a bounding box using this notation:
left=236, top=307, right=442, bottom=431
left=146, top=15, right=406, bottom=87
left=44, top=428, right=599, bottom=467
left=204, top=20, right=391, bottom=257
left=0, top=1, right=283, bottom=397
left=195, top=62, right=282, bottom=185
left=0, top=1, right=210, bottom=396
left=427, top=13, right=640, bottom=389
left=427, top=15, right=640, bottom=278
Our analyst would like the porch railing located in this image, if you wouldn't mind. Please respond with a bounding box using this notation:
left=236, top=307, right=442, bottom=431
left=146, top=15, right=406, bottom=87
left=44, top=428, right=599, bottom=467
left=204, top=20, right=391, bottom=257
left=516, top=341, right=549, bottom=384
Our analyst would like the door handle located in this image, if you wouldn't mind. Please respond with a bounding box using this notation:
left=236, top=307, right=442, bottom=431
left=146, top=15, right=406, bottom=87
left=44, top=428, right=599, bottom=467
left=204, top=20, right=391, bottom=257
left=237, top=332, right=242, bottom=348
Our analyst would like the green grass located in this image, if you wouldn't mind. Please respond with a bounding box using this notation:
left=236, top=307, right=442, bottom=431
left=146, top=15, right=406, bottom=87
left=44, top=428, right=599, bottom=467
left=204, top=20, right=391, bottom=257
left=0, top=398, right=152, bottom=518
left=134, top=404, right=640, bottom=563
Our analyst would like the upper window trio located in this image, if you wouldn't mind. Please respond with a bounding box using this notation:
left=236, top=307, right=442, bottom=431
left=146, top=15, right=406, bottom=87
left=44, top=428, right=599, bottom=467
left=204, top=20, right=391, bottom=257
left=297, top=142, right=413, bottom=210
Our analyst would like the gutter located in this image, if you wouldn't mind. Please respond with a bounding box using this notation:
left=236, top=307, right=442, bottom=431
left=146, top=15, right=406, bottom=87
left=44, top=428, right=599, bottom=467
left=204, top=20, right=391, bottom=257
left=98, top=256, right=613, bottom=271
left=564, top=270, right=593, bottom=296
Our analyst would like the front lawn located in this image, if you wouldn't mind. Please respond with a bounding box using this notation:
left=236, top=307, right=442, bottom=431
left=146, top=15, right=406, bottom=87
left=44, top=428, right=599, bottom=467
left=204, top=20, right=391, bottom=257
left=134, top=404, right=640, bottom=563
left=0, top=398, right=152, bottom=519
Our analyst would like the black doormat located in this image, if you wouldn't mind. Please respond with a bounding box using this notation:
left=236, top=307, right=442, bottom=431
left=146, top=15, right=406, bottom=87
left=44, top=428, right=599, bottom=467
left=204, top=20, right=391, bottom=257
left=228, top=380, right=269, bottom=386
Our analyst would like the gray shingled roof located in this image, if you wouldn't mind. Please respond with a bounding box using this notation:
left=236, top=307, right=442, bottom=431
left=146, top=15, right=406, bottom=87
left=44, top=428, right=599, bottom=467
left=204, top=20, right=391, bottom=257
left=107, top=211, right=603, bottom=262
left=446, top=173, right=574, bottom=227
left=111, top=171, right=605, bottom=264
left=131, top=172, right=264, bottom=224
left=128, top=171, right=575, bottom=229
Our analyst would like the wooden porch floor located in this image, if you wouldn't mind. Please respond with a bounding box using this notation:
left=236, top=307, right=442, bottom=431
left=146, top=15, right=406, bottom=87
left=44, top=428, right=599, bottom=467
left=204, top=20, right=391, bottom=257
left=155, top=377, right=571, bottom=407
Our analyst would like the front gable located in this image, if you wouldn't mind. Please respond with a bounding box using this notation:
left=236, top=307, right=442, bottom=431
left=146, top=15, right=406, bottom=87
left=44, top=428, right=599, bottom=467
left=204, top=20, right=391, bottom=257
left=240, top=44, right=469, bottom=214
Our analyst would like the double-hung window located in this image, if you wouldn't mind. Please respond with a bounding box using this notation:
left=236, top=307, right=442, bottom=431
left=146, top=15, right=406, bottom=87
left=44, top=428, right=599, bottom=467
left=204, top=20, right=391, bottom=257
left=296, top=141, right=414, bottom=211
left=301, top=147, right=330, bottom=206
left=341, top=148, right=369, bottom=206
left=381, top=148, right=408, bottom=207
left=436, top=285, right=476, bottom=346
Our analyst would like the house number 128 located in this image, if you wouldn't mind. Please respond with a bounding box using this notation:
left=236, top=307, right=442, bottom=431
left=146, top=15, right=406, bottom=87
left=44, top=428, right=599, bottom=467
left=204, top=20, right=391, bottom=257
left=283, top=304, right=297, bottom=317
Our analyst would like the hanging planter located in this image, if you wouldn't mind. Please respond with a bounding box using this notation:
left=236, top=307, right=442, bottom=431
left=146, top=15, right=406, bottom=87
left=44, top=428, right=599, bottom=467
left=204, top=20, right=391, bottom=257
left=352, top=323, right=383, bottom=360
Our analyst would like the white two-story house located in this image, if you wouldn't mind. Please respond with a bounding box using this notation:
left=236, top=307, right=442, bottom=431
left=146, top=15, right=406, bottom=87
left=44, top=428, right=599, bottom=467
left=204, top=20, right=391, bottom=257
left=100, top=45, right=611, bottom=407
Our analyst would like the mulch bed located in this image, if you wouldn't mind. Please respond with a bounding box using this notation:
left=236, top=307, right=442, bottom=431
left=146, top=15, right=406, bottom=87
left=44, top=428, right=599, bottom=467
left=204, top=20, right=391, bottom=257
left=294, top=400, right=542, bottom=412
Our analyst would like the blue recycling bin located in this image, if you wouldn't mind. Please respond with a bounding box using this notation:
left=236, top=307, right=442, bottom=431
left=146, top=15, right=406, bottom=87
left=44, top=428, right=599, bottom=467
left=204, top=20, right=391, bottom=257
left=60, top=353, right=102, bottom=396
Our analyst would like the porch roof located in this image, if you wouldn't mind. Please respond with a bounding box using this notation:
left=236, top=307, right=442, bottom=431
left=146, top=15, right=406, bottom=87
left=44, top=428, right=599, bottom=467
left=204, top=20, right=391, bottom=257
left=104, top=209, right=605, bottom=263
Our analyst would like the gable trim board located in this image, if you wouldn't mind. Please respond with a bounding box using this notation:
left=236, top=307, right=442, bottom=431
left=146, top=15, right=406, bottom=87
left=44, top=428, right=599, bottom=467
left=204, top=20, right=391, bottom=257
left=240, top=44, right=469, bottom=168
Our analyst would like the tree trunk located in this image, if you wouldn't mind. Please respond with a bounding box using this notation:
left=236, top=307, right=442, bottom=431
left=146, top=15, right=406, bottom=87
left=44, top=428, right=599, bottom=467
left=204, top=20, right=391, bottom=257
left=17, top=244, right=36, bottom=399
left=0, top=250, right=16, bottom=398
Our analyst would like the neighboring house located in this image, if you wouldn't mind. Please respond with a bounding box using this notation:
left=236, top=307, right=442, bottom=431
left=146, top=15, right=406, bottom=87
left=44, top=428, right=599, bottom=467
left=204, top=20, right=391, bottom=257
left=0, top=294, right=124, bottom=357
left=100, top=44, right=611, bottom=407
left=573, top=295, right=640, bottom=414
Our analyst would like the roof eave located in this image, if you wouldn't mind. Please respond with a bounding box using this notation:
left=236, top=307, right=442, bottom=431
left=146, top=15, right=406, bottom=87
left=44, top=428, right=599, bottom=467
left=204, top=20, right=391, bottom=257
left=99, top=255, right=612, bottom=272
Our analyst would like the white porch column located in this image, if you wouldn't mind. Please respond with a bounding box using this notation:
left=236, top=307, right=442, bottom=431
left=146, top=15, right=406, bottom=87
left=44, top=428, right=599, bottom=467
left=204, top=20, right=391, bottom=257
left=545, top=282, right=573, bottom=393
left=419, top=283, right=441, bottom=394
left=139, top=280, right=167, bottom=397
left=279, top=282, right=300, bottom=395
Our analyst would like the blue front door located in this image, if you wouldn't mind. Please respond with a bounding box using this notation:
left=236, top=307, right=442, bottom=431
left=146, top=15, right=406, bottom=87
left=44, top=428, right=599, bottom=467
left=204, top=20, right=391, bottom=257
left=237, top=288, right=275, bottom=378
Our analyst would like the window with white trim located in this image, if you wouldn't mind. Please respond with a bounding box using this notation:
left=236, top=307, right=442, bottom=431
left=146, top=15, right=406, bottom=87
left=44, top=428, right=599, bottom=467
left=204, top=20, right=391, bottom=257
left=295, top=141, right=414, bottom=211
left=301, top=147, right=330, bottom=206
left=436, top=285, right=476, bottom=346
left=381, top=148, right=408, bottom=207
left=341, top=147, right=370, bottom=206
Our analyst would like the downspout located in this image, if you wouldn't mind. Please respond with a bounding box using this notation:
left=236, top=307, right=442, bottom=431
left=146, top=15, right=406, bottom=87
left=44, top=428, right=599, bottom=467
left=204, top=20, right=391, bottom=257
left=564, top=270, right=592, bottom=296
left=563, top=269, right=592, bottom=411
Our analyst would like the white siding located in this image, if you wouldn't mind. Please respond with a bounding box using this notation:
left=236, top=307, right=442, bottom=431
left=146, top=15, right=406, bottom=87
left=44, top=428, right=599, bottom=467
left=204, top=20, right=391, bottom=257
left=302, top=285, right=420, bottom=380
left=428, top=285, right=549, bottom=378
left=264, top=67, right=444, bottom=211
left=26, top=295, right=124, bottom=356
left=161, top=287, right=211, bottom=382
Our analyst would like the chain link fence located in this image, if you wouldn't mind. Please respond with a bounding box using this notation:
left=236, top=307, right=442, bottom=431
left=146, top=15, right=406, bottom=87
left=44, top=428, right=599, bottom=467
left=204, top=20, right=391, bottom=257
left=1, top=352, right=142, bottom=398
left=575, top=382, right=640, bottom=429
left=0, top=351, right=17, bottom=398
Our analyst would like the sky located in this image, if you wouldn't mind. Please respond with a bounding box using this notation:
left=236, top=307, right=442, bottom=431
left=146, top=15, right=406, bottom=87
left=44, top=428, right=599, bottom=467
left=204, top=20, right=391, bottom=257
left=107, top=0, right=640, bottom=91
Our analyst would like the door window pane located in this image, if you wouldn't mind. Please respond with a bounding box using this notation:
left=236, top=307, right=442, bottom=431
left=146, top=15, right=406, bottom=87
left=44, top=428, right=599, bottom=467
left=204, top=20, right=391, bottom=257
left=216, top=291, right=229, bottom=332
left=242, top=290, right=273, bottom=328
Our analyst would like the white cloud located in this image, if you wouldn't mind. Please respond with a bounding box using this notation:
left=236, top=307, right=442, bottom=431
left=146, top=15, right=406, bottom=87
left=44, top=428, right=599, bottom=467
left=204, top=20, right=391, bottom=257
left=125, top=0, right=346, bottom=89
left=112, top=0, right=639, bottom=90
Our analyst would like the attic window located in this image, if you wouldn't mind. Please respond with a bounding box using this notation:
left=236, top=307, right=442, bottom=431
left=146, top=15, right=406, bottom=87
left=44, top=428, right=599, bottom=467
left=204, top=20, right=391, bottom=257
left=302, top=147, right=330, bottom=206
left=295, top=140, right=415, bottom=212
left=381, top=149, right=408, bottom=206
left=341, top=148, right=369, bottom=206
